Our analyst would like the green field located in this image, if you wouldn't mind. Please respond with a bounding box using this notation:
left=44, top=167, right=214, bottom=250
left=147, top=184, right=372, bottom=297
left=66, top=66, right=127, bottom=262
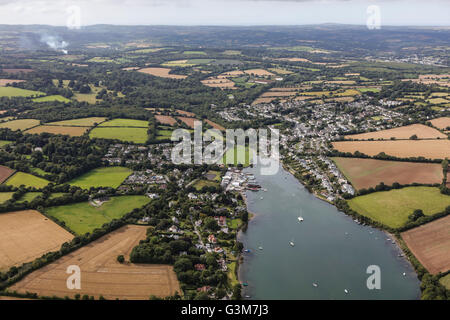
left=193, top=179, right=219, bottom=191
left=89, top=127, right=148, bottom=143
left=221, top=145, right=253, bottom=166
left=47, top=117, right=107, bottom=126
left=44, top=195, right=151, bottom=234
left=4, top=172, right=49, bottom=188
left=0, top=192, right=14, bottom=203
left=17, top=192, right=43, bottom=203
left=0, top=140, right=12, bottom=147
left=440, top=274, right=450, bottom=290
left=0, top=119, right=40, bottom=131
left=183, top=51, right=207, bottom=55
left=0, top=87, right=45, bottom=98
left=32, top=95, right=71, bottom=103
left=68, top=167, right=132, bottom=189
left=347, top=187, right=450, bottom=228
left=98, top=118, right=149, bottom=127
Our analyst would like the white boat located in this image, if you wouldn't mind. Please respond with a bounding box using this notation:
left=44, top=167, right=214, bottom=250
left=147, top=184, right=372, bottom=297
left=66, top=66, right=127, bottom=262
left=260, top=197, right=264, bottom=200
left=312, top=283, right=318, bottom=287
left=344, top=289, right=349, bottom=294
left=298, top=217, right=304, bottom=222
left=289, top=241, right=295, bottom=247
left=403, top=272, right=406, bottom=276
left=258, top=246, right=263, bottom=250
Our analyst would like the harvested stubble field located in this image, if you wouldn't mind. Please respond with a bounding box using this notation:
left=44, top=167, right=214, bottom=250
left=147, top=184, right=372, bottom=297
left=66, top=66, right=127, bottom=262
left=0, top=210, right=73, bottom=271
left=155, top=115, right=177, bottom=126
left=25, top=125, right=89, bottom=137
left=260, top=91, right=297, bottom=97
left=401, top=215, right=450, bottom=274
left=430, top=117, right=450, bottom=130
left=47, top=117, right=106, bottom=127
left=332, top=157, right=443, bottom=190
left=8, top=225, right=180, bottom=299
left=0, top=119, right=40, bottom=131
left=244, top=69, right=275, bottom=77
left=201, top=78, right=236, bottom=89
left=0, top=165, right=15, bottom=183
left=332, top=140, right=450, bottom=160
left=138, top=67, right=187, bottom=80
left=344, top=124, right=447, bottom=140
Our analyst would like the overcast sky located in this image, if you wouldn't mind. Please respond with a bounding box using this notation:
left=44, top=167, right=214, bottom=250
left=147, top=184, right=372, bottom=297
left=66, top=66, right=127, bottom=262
left=0, top=0, right=449, bottom=26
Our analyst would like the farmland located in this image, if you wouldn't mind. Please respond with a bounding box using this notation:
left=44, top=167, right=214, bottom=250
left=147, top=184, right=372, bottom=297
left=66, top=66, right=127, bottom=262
left=332, top=140, right=450, bottom=160
left=4, top=172, right=49, bottom=188
left=44, top=195, right=150, bottom=234
left=0, top=119, right=40, bottom=131
left=401, top=215, right=450, bottom=274
left=0, top=87, right=44, bottom=98
left=8, top=225, right=180, bottom=299
left=67, top=166, right=132, bottom=189
left=155, top=115, right=177, bottom=126
left=0, top=79, right=25, bottom=86
left=430, top=117, right=450, bottom=130
left=344, top=124, right=447, bottom=140
left=97, top=119, right=149, bottom=127
left=25, top=125, right=89, bottom=137
left=0, top=210, right=73, bottom=271
left=89, top=127, right=149, bottom=143
left=332, top=157, right=443, bottom=190
left=47, top=117, right=107, bottom=126
left=0, top=165, right=15, bottom=183
left=440, top=274, right=450, bottom=290
left=32, top=95, right=71, bottom=103
left=347, top=187, right=450, bottom=228
left=138, top=67, right=187, bottom=79
left=177, top=117, right=198, bottom=128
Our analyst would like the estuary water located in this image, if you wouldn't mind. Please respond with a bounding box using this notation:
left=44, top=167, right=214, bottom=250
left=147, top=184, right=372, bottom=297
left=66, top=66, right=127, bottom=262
left=238, top=164, right=421, bottom=300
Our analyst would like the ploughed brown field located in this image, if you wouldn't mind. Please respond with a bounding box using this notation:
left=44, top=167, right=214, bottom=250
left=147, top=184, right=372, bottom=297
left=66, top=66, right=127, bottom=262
left=0, top=210, right=73, bottom=271
left=332, top=157, right=443, bottom=190
left=175, top=109, right=195, bottom=117
left=1, top=69, right=34, bottom=74
left=138, top=67, right=187, bottom=79
left=25, top=125, right=89, bottom=137
left=332, top=140, right=450, bottom=160
left=205, top=119, right=225, bottom=131
left=344, top=124, right=447, bottom=140
left=155, top=115, right=177, bottom=126
left=0, top=79, right=25, bottom=86
left=401, top=215, right=450, bottom=274
left=9, top=225, right=181, bottom=300
left=0, top=165, right=15, bottom=183
left=430, top=117, right=450, bottom=130
left=177, top=116, right=198, bottom=128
